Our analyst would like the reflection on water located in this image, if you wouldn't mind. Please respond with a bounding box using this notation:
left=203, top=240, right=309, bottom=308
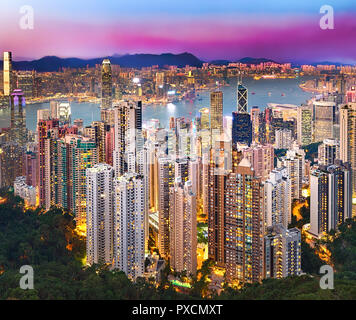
left=1, top=77, right=313, bottom=133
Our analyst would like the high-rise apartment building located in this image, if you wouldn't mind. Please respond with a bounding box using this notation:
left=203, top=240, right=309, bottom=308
left=169, top=179, right=197, bottom=275
left=318, top=139, right=339, bottom=166
left=113, top=173, right=145, bottom=280
left=310, top=161, right=352, bottom=237
left=297, top=105, right=312, bottom=146
left=86, top=164, right=114, bottom=265
left=225, top=158, right=264, bottom=283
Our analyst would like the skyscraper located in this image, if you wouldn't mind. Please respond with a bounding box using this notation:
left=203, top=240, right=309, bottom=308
left=86, top=164, right=114, bottom=265
left=169, top=179, right=197, bottom=275
left=10, top=89, right=26, bottom=146
left=101, top=59, right=113, bottom=110
left=113, top=173, right=145, bottom=280
left=225, top=158, right=264, bottom=283
left=297, top=105, right=312, bottom=146
left=237, top=78, right=248, bottom=113
left=318, top=139, right=339, bottom=166
left=310, top=161, right=352, bottom=237
left=313, top=100, right=335, bottom=142
left=232, top=111, right=252, bottom=147
left=340, top=103, right=356, bottom=206
left=3, top=52, right=12, bottom=96
left=210, top=91, right=223, bottom=135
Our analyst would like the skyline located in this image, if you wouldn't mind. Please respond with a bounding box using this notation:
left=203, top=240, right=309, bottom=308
left=1, top=1, right=356, bottom=63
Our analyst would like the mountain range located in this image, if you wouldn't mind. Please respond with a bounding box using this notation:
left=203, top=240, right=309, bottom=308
left=0, top=53, right=352, bottom=72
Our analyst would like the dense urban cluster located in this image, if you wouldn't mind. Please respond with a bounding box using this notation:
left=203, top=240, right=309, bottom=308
left=0, top=50, right=355, bottom=294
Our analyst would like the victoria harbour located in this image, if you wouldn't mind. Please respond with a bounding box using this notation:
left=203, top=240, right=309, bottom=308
left=22, top=77, right=313, bottom=132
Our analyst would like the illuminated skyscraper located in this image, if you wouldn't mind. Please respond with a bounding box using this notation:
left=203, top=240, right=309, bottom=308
left=225, top=158, right=264, bottom=283
left=340, top=103, right=356, bottom=206
left=210, top=91, right=223, bottom=135
left=86, top=164, right=114, bottom=265
left=10, top=89, right=26, bottom=146
left=113, top=173, right=145, bottom=280
left=3, top=52, right=12, bottom=96
left=250, top=106, right=260, bottom=144
left=169, top=179, right=197, bottom=275
left=232, top=111, right=252, bottom=147
left=101, top=59, right=112, bottom=109
left=313, top=101, right=335, bottom=142
left=297, top=105, right=312, bottom=146
left=237, top=78, right=248, bottom=113
left=310, top=161, right=352, bottom=237
left=157, top=157, right=175, bottom=258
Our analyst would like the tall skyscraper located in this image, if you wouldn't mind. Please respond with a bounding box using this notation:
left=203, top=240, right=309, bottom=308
left=113, top=173, right=145, bottom=280
left=10, top=89, right=26, bottom=146
left=210, top=91, right=223, bottom=135
left=169, top=179, right=197, bottom=275
left=297, top=105, right=312, bottom=146
left=312, top=100, right=335, bottom=142
left=101, top=59, right=113, bottom=110
left=157, top=157, right=175, bottom=259
left=340, top=103, right=356, bottom=206
left=250, top=106, right=260, bottom=144
left=232, top=111, right=252, bottom=147
left=86, top=164, right=114, bottom=265
left=237, top=78, right=248, bottom=113
left=3, top=52, right=12, bottom=96
left=310, top=161, right=352, bottom=237
left=264, top=168, right=291, bottom=228
left=225, top=158, right=264, bottom=283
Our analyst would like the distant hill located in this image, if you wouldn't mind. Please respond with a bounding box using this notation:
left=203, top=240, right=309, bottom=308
left=3, top=52, right=203, bottom=72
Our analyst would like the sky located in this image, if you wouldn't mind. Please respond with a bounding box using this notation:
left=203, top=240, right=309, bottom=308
left=0, top=0, right=355, bottom=63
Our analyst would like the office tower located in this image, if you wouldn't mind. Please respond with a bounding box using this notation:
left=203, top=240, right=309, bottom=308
left=113, top=173, right=145, bottom=280
left=199, top=108, right=210, bottom=130
left=251, top=106, right=260, bottom=144
left=318, top=139, right=339, bottom=166
left=37, top=119, right=59, bottom=207
left=3, top=52, right=12, bottom=96
left=101, top=59, right=112, bottom=109
left=155, top=72, right=165, bottom=96
left=275, top=128, right=293, bottom=149
left=169, top=179, right=197, bottom=275
left=157, top=157, right=175, bottom=258
left=237, top=78, right=248, bottom=113
left=113, top=100, right=143, bottom=176
left=264, top=224, right=301, bottom=279
left=37, top=109, right=50, bottom=122
left=313, top=100, right=335, bottom=142
left=258, top=108, right=273, bottom=144
left=264, top=168, right=291, bottom=228
left=225, top=158, right=264, bottom=283
left=340, top=103, right=356, bottom=206
left=242, top=144, right=274, bottom=181
left=232, top=111, right=252, bottom=147
left=86, top=164, right=114, bottom=265
left=297, top=105, right=312, bottom=146
left=17, top=71, right=34, bottom=98
left=210, top=91, right=223, bottom=135
left=10, top=89, right=26, bottom=146
left=310, top=161, right=352, bottom=237
left=278, top=145, right=305, bottom=200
